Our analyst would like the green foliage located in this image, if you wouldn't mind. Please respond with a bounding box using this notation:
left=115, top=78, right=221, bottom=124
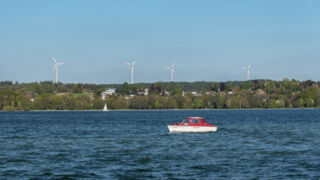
left=112, top=97, right=128, bottom=109
left=219, top=83, right=225, bottom=91
left=71, top=84, right=83, bottom=93
left=240, top=83, right=250, bottom=90
left=116, top=82, right=138, bottom=95
left=172, top=86, right=183, bottom=95
left=211, top=83, right=219, bottom=92
left=225, top=83, right=232, bottom=92
left=1, top=79, right=320, bottom=110
left=149, top=83, right=162, bottom=95
left=2, top=106, right=16, bottom=111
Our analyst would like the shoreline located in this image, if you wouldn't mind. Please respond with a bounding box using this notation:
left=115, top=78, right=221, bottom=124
left=1, top=108, right=320, bottom=112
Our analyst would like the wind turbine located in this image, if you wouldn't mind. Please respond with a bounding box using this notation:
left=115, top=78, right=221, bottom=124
left=165, top=61, right=175, bottom=82
left=243, top=64, right=251, bottom=80
left=52, top=57, right=64, bottom=83
left=125, top=60, right=137, bottom=84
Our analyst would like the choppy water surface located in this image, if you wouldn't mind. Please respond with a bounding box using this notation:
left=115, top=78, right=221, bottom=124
left=0, top=110, right=319, bottom=179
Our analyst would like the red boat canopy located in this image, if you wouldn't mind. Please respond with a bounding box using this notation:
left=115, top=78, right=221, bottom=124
left=183, top=117, right=207, bottom=124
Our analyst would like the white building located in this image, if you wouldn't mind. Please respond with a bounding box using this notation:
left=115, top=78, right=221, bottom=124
left=191, top=91, right=198, bottom=95
left=137, top=88, right=149, bottom=96
left=144, top=88, right=149, bottom=96
left=101, top=88, right=116, bottom=100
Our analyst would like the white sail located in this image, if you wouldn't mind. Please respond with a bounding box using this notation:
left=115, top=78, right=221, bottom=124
left=103, top=104, right=108, bottom=111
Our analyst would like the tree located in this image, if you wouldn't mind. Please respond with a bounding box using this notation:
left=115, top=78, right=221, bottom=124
left=174, top=95, right=185, bottom=109
left=72, top=84, right=83, bottom=93
left=166, top=97, right=177, bottom=109
left=225, top=82, right=232, bottom=92
left=91, top=97, right=105, bottom=109
left=3, top=80, right=320, bottom=110
left=219, top=83, right=225, bottom=91
left=112, top=97, right=128, bottom=109
left=129, top=96, right=149, bottom=109
left=149, top=83, right=162, bottom=95
left=172, top=86, right=182, bottom=95
left=213, top=95, right=224, bottom=109
left=240, top=83, right=250, bottom=90
left=211, top=83, right=219, bottom=92
left=116, top=82, right=131, bottom=95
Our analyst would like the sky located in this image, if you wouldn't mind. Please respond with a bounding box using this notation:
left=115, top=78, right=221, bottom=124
left=0, top=0, right=320, bottom=84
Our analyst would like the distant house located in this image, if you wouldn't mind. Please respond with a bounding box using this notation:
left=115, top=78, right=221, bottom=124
left=101, top=88, right=116, bottom=100
left=205, top=91, right=215, bottom=95
left=191, top=91, right=201, bottom=96
left=102, top=88, right=116, bottom=95
left=144, top=88, right=149, bottom=96
left=137, top=88, right=149, bottom=96
left=164, top=90, right=170, bottom=96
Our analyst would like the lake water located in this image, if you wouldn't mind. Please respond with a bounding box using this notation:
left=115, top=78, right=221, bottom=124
left=0, top=110, right=319, bottom=179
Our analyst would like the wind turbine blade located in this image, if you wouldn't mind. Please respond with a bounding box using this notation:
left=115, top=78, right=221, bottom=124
left=52, top=57, right=57, bottom=63
left=125, top=62, right=131, bottom=65
left=58, top=62, right=64, bottom=65
left=172, top=61, right=175, bottom=67
left=132, top=60, right=137, bottom=65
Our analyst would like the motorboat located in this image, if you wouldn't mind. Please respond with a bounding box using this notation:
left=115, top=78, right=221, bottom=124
left=168, top=117, right=217, bottom=133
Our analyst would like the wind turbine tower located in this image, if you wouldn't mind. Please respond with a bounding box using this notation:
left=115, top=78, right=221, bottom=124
left=52, top=57, right=64, bottom=83
left=125, top=60, right=137, bottom=84
left=243, top=64, right=251, bottom=80
left=165, top=61, right=175, bottom=82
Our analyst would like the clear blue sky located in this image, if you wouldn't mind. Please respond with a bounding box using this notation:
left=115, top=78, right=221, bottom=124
left=0, top=0, right=319, bottom=84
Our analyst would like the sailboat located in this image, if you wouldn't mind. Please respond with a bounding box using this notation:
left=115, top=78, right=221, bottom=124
left=103, top=104, right=108, bottom=111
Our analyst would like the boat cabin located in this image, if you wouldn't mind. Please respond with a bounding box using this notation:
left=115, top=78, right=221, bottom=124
left=173, top=117, right=214, bottom=127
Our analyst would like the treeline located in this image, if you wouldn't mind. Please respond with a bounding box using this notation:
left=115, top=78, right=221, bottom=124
left=1, top=79, right=320, bottom=110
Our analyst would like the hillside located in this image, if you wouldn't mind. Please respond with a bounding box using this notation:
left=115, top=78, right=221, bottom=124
left=1, top=79, right=320, bottom=110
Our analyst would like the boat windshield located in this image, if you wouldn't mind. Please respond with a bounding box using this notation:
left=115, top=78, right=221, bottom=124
left=181, top=118, right=200, bottom=123
left=191, top=119, right=200, bottom=123
left=181, top=119, right=190, bottom=123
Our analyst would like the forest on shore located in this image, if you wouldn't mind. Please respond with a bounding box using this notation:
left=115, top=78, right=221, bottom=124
left=1, top=79, right=320, bottom=111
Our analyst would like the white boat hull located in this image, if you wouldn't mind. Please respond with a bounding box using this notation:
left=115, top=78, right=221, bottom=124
left=168, top=125, right=217, bottom=133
